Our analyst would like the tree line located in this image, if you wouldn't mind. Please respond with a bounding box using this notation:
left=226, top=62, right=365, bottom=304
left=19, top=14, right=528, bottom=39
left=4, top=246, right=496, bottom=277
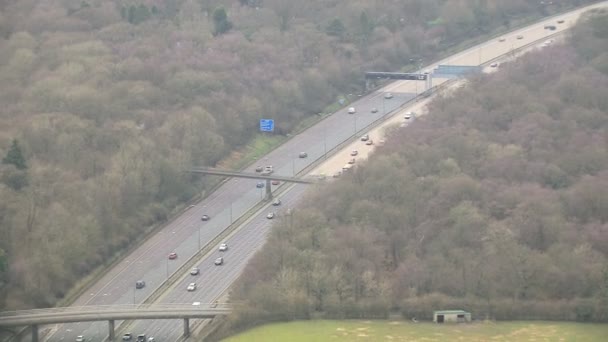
left=216, top=10, right=608, bottom=338
left=0, top=0, right=597, bottom=308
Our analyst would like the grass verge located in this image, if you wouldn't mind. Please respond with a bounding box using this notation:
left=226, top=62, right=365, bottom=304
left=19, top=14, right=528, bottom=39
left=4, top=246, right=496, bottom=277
left=222, top=320, right=608, bottom=342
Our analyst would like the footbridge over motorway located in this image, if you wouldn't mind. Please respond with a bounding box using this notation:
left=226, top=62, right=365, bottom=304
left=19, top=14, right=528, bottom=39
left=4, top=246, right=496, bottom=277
left=0, top=304, right=231, bottom=341
left=189, top=167, right=315, bottom=200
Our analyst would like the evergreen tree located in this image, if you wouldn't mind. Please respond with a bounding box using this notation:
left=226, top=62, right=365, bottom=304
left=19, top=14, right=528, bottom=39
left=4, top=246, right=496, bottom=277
left=212, top=7, right=233, bottom=36
left=2, top=139, right=26, bottom=170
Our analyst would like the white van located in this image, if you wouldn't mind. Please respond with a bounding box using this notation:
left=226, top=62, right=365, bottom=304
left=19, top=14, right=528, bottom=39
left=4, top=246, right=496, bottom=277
left=348, top=107, right=356, bottom=114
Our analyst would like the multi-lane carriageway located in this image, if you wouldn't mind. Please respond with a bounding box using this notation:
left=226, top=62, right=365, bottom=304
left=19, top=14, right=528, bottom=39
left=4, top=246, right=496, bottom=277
left=15, top=2, right=605, bottom=341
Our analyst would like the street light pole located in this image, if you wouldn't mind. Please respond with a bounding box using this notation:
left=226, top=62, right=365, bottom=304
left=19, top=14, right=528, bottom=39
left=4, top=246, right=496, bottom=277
left=166, top=259, right=169, bottom=280
left=198, top=224, right=201, bottom=250
left=230, top=202, right=233, bottom=224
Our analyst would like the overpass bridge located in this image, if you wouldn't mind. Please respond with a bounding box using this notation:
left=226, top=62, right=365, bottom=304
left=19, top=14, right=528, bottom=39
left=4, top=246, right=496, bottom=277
left=0, top=304, right=231, bottom=341
left=189, top=167, right=315, bottom=200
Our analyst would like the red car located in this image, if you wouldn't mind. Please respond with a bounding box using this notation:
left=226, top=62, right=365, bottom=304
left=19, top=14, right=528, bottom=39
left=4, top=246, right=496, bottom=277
left=271, top=180, right=280, bottom=185
left=168, top=252, right=177, bottom=260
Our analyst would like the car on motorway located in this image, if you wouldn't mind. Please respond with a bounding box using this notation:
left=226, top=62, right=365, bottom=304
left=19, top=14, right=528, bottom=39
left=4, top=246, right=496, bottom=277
left=490, top=62, right=499, bottom=68
left=168, top=252, right=177, bottom=260
left=256, top=181, right=264, bottom=188
left=135, top=280, right=145, bottom=289
left=261, top=165, right=273, bottom=175
left=544, top=24, right=556, bottom=30
left=147, top=338, right=155, bottom=342
left=384, top=92, right=393, bottom=99
left=347, top=158, right=356, bottom=165
left=557, top=19, right=565, bottom=24
left=365, top=140, right=373, bottom=146
left=266, top=212, right=275, bottom=219
left=136, top=335, right=146, bottom=342
left=333, top=171, right=342, bottom=178
left=360, top=134, right=369, bottom=141
left=190, top=267, right=200, bottom=275
left=404, top=112, right=414, bottom=120
left=299, top=151, right=308, bottom=158
left=219, top=243, right=228, bottom=251
left=371, top=108, right=378, bottom=113
left=498, top=37, right=506, bottom=42
left=201, top=214, right=210, bottom=221
left=516, top=35, right=524, bottom=39
left=348, top=107, right=356, bottom=114
left=255, top=165, right=263, bottom=172
left=214, top=257, right=224, bottom=265
left=271, top=180, right=280, bottom=185
left=272, top=198, right=282, bottom=206
left=350, top=150, right=358, bottom=156
left=76, top=336, right=85, bottom=342
left=122, top=333, right=133, bottom=341
left=187, top=283, right=197, bottom=291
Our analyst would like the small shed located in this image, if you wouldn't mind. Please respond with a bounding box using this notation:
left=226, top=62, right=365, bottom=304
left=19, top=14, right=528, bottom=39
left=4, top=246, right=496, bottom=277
left=433, top=310, right=471, bottom=323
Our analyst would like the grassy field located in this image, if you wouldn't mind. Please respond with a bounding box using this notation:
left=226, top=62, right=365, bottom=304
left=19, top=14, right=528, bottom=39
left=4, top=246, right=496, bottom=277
left=222, top=320, right=608, bottom=342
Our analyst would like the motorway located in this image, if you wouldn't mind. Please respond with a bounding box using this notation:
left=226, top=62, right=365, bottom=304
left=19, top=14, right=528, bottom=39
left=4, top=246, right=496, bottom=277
left=41, top=2, right=608, bottom=341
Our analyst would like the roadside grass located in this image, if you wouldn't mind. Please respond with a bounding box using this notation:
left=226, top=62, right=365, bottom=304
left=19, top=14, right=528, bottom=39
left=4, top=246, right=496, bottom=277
left=219, top=134, right=287, bottom=170
left=222, top=320, right=608, bottom=342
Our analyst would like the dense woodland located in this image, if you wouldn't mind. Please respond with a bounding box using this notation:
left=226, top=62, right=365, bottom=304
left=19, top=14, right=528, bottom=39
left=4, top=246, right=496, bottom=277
left=222, top=10, right=608, bottom=336
left=0, top=0, right=597, bottom=309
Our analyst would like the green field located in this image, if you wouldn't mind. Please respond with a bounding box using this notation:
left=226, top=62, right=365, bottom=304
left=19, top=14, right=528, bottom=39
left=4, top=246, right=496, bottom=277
left=222, top=320, right=608, bottom=342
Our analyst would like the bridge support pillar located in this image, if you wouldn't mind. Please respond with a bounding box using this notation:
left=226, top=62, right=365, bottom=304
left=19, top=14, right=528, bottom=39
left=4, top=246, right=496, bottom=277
left=31, top=324, right=38, bottom=342
left=183, top=318, right=190, bottom=338
left=265, top=179, right=273, bottom=201
left=108, top=320, right=115, bottom=341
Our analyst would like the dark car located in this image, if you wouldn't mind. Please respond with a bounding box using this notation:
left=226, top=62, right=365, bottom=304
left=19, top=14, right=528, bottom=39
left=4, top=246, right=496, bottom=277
left=256, top=181, right=264, bottom=188
left=122, top=333, right=132, bottom=341
left=299, top=152, right=308, bottom=158
left=544, top=25, right=556, bottom=30
left=255, top=166, right=263, bottom=172
left=135, top=280, right=145, bottom=289
left=201, top=215, right=210, bottom=221
left=136, top=335, right=146, bottom=342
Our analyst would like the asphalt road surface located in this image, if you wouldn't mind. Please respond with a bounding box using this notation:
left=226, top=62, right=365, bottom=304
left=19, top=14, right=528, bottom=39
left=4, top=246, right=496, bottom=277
left=42, top=2, right=608, bottom=341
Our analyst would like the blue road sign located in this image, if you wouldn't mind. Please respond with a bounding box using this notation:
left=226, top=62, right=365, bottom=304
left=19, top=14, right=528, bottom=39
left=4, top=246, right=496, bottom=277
left=260, top=119, right=275, bottom=132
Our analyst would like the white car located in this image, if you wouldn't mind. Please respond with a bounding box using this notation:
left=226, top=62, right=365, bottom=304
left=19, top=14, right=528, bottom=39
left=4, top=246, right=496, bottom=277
left=187, top=283, right=197, bottom=291
left=214, top=257, right=224, bottom=265
left=350, top=150, right=358, bottom=156
left=498, top=37, right=506, bottom=42
left=272, top=198, right=282, bottom=206
left=348, top=107, right=356, bottom=114
left=266, top=212, right=275, bottom=219
left=490, top=62, right=499, bottom=68
left=76, top=336, right=85, bottom=342
left=384, top=92, right=393, bottom=99
left=404, top=112, right=414, bottom=120
left=516, top=35, right=524, bottom=39
left=190, top=267, right=200, bottom=275
left=219, top=243, right=228, bottom=252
